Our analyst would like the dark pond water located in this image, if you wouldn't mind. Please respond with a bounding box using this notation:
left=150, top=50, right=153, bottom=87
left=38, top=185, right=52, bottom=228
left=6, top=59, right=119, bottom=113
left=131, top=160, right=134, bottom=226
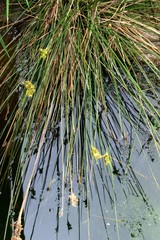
left=1, top=125, right=160, bottom=240
left=12, top=84, right=158, bottom=240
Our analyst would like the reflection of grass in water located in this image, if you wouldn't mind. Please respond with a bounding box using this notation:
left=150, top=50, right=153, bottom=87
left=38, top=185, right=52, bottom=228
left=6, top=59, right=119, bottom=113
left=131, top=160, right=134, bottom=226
left=0, top=1, right=160, bottom=240
left=20, top=127, right=160, bottom=240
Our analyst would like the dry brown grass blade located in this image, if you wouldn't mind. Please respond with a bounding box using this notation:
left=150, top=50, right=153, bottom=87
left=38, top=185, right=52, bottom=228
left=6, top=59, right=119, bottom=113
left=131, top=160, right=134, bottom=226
left=11, top=101, right=54, bottom=240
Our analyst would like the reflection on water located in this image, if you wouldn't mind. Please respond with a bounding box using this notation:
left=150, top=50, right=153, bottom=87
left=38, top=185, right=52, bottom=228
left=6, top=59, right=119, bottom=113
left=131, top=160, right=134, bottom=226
left=22, top=139, right=160, bottom=240
left=21, top=92, right=160, bottom=240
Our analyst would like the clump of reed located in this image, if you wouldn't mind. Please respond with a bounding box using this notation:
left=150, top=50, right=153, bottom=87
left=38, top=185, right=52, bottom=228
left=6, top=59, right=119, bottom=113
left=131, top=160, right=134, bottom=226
left=0, top=1, right=160, bottom=239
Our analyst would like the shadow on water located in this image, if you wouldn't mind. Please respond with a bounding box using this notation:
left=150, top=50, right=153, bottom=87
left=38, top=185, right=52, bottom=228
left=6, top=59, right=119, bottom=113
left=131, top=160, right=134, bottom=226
left=20, top=87, right=160, bottom=240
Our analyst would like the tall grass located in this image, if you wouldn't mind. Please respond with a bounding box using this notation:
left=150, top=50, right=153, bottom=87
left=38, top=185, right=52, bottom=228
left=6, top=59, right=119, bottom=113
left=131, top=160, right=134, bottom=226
left=0, top=1, right=160, bottom=239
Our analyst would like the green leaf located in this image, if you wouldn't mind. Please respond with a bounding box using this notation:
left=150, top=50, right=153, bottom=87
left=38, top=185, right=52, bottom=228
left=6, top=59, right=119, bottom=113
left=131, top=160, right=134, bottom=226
left=0, top=34, right=10, bottom=59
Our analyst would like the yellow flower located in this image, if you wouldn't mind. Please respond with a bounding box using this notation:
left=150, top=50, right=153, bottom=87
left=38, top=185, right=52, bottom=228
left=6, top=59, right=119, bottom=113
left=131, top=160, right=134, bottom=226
left=23, top=80, right=35, bottom=97
left=91, top=146, right=111, bottom=167
left=103, top=151, right=111, bottom=166
left=40, top=48, right=49, bottom=59
left=91, top=146, right=103, bottom=160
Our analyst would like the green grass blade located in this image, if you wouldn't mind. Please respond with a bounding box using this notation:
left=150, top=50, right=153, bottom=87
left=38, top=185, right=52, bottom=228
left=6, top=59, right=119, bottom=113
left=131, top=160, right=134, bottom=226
left=0, top=34, right=10, bottom=58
